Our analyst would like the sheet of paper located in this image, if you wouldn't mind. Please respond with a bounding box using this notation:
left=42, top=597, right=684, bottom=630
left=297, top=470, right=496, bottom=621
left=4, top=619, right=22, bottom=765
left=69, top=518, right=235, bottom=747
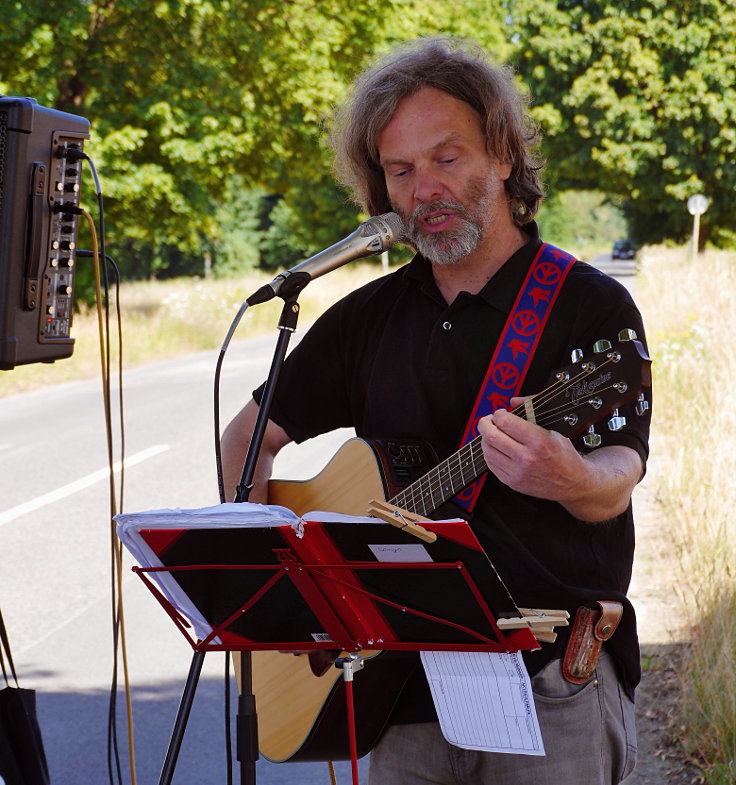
left=420, top=649, right=545, bottom=756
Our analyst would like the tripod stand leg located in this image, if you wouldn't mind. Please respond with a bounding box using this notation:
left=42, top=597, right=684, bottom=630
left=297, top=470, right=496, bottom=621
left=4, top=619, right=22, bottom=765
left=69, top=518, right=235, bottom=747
left=158, top=650, right=206, bottom=785
left=238, top=652, right=259, bottom=785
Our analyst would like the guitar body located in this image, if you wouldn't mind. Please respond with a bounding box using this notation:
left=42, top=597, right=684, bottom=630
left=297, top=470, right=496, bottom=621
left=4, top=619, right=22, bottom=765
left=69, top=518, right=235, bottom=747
left=254, top=437, right=437, bottom=762
left=268, top=438, right=388, bottom=517
left=251, top=645, right=417, bottom=763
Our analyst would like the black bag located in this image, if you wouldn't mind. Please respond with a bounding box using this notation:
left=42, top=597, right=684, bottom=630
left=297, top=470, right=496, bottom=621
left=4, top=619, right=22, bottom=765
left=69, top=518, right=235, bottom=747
left=0, top=609, right=50, bottom=785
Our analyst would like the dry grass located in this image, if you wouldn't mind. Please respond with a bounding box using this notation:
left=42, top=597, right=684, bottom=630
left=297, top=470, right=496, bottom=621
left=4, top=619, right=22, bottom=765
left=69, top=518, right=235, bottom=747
left=0, top=262, right=389, bottom=398
left=636, top=245, right=736, bottom=783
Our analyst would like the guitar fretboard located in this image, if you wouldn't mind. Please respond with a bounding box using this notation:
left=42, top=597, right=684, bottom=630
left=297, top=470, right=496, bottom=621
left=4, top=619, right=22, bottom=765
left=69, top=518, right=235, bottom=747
left=389, top=435, right=487, bottom=518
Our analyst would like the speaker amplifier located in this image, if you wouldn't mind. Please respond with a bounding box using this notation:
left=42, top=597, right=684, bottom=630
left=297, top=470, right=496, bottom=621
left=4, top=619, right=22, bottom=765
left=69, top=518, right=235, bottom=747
left=0, top=97, right=90, bottom=370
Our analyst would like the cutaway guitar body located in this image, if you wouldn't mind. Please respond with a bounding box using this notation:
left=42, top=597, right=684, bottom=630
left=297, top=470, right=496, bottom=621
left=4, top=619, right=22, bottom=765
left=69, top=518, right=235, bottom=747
left=268, top=438, right=388, bottom=517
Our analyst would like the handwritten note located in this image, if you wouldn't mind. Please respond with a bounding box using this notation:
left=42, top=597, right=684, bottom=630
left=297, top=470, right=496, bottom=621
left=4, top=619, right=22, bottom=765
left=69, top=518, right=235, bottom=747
left=368, top=543, right=433, bottom=563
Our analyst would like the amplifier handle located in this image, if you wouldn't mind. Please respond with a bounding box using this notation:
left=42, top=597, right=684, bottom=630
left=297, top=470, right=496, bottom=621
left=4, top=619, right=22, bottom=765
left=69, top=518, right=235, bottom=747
left=24, top=160, right=47, bottom=310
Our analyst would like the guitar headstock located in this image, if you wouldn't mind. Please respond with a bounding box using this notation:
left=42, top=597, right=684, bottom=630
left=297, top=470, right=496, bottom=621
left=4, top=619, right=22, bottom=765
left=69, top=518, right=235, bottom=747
left=525, top=330, right=652, bottom=443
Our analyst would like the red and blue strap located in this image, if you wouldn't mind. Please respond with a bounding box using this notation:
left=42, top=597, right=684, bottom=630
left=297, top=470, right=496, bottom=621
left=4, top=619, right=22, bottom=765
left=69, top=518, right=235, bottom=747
left=453, top=243, right=576, bottom=512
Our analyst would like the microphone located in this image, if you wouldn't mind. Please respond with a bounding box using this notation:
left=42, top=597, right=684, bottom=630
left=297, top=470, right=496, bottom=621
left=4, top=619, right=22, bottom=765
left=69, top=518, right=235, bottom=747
left=246, top=212, right=405, bottom=305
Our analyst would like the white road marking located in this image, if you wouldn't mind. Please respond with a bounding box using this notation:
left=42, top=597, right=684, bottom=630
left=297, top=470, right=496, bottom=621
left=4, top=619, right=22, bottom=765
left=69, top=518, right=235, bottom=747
left=0, top=444, right=170, bottom=527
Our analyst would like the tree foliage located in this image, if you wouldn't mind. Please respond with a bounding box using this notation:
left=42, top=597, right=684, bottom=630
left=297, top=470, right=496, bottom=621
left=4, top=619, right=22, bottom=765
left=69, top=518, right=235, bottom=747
left=536, top=190, right=627, bottom=252
left=5, top=0, right=730, bottom=277
left=508, top=0, right=736, bottom=245
left=0, top=0, right=509, bottom=277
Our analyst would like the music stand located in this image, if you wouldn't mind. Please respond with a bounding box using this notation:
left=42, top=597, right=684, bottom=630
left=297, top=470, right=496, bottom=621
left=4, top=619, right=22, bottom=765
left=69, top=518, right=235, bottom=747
left=118, top=508, right=543, bottom=785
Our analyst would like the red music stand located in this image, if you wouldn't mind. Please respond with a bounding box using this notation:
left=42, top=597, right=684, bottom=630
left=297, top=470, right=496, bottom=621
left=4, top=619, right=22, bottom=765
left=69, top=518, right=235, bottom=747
left=120, top=512, right=541, bottom=785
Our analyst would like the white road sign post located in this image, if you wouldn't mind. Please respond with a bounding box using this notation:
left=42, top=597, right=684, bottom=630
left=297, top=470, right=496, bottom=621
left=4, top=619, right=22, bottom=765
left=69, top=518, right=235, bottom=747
left=687, top=194, right=709, bottom=262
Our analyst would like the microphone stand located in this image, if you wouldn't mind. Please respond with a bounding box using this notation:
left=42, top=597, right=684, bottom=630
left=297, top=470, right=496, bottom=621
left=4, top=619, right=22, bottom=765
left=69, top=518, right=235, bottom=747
left=232, top=289, right=302, bottom=785
left=157, top=290, right=302, bottom=785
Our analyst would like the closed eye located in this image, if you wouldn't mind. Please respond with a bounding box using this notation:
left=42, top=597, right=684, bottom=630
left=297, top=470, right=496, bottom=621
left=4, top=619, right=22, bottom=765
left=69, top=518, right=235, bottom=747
left=386, top=166, right=411, bottom=178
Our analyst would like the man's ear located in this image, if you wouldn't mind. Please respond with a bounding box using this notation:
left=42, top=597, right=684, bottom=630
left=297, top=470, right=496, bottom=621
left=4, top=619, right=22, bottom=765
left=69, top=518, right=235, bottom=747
left=497, top=159, right=513, bottom=181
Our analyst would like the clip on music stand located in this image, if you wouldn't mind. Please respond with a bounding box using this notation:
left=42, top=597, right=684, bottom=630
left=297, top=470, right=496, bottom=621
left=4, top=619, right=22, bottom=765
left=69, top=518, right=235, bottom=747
left=126, top=514, right=542, bottom=785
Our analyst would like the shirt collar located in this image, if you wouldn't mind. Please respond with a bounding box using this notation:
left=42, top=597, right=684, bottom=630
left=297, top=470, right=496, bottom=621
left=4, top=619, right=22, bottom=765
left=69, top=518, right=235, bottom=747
left=404, top=221, right=543, bottom=312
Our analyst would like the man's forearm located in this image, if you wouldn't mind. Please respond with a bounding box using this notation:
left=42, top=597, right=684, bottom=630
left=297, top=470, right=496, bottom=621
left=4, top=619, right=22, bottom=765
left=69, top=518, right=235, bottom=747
left=559, top=445, right=643, bottom=523
left=220, top=398, right=291, bottom=504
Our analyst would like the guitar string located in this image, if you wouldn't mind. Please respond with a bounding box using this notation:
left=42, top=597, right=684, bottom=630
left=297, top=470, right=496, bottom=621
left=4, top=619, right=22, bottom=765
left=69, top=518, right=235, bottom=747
left=391, top=355, right=620, bottom=511
left=393, top=377, right=629, bottom=517
left=389, top=372, right=576, bottom=514
left=390, top=354, right=630, bottom=515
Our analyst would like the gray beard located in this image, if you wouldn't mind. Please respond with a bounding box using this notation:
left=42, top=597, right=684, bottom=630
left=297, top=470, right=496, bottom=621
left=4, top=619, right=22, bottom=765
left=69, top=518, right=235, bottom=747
left=409, top=216, right=482, bottom=265
left=403, top=180, right=495, bottom=265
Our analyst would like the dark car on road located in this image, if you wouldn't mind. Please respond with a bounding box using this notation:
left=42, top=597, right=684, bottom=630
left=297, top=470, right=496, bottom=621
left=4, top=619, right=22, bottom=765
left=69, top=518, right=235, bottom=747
left=612, top=239, right=637, bottom=259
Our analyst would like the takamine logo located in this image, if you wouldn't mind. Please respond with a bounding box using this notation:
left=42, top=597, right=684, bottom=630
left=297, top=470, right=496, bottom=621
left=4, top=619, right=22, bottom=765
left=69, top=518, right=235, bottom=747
left=567, top=371, right=613, bottom=400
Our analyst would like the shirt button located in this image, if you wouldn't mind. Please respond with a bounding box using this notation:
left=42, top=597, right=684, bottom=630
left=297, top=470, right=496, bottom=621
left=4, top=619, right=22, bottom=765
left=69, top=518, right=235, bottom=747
left=442, top=321, right=452, bottom=331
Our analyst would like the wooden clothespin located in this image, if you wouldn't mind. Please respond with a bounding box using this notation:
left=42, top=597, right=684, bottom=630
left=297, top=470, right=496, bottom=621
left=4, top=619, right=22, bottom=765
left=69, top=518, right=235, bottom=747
left=367, top=499, right=437, bottom=544
left=497, top=608, right=570, bottom=644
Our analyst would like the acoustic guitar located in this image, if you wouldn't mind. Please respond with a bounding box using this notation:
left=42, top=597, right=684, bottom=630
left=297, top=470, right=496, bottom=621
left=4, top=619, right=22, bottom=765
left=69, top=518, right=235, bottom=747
left=251, top=333, right=651, bottom=762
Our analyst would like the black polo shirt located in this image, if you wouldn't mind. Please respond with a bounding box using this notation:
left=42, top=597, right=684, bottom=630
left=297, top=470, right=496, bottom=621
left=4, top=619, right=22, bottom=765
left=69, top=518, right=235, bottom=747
left=255, top=223, right=651, bottom=716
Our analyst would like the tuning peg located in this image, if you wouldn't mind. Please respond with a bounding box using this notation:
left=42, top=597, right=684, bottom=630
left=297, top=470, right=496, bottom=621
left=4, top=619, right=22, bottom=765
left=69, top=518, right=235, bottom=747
left=635, top=393, right=650, bottom=416
left=593, top=339, right=612, bottom=353
left=583, top=425, right=602, bottom=448
left=571, top=348, right=583, bottom=363
left=618, top=328, right=638, bottom=342
left=607, top=409, right=626, bottom=431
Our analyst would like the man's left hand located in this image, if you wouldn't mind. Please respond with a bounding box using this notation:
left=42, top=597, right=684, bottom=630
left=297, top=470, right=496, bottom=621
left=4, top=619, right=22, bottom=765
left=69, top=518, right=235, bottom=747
left=477, top=400, right=643, bottom=522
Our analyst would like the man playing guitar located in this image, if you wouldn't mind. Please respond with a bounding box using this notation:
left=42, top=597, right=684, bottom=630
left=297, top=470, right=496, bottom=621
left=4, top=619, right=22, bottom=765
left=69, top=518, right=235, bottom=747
left=222, top=37, right=650, bottom=785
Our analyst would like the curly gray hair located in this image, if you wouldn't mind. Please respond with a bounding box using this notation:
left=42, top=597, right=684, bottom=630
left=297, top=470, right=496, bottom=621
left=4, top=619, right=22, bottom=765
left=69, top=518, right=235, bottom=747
left=329, top=37, right=544, bottom=225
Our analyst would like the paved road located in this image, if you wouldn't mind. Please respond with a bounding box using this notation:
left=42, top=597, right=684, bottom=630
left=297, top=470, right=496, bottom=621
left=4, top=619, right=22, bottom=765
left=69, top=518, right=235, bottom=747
left=589, top=252, right=638, bottom=279
left=0, top=333, right=363, bottom=785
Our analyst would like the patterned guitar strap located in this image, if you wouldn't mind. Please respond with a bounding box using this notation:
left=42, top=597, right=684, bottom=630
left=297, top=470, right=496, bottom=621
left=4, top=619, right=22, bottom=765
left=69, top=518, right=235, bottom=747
left=454, top=243, right=576, bottom=512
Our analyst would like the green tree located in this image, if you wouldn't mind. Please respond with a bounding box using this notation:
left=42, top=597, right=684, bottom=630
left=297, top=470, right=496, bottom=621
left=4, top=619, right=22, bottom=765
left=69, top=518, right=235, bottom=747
left=0, top=0, right=400, bottom=273
left=536, top=190, right=627, bottom=252
left=508, top=0, right=736, bottom=246
left=0, top=1, right=513, bottom=277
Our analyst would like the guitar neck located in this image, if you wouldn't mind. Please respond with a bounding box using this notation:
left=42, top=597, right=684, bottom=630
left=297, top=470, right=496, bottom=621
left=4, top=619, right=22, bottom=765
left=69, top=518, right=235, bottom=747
left=387, top=335, right=651, bottom=519
left=389, top=435, right=486, bottom=518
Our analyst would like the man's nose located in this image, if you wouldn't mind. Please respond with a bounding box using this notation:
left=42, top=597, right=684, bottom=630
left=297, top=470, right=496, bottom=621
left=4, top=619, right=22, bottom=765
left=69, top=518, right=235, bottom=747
left=413, top=166, right=444, bottom=203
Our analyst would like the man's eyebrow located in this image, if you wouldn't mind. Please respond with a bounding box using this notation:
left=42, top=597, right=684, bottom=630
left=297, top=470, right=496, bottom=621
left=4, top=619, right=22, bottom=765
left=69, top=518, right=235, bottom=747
left=379, top=132, right=466, bottom=167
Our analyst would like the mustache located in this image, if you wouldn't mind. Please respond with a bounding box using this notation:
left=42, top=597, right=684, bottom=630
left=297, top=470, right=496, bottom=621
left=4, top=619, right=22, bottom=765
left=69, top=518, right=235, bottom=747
left=408, top=199, right=468, bottom=234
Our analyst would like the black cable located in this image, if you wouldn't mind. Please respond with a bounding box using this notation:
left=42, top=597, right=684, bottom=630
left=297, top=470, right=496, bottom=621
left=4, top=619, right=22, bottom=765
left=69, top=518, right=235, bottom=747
left=89, top=180, right=125, bottom=785
left=76, top=250, right=121, bottom=283
left=214, top=301, right=249, bottom=505
left=213, top=301, right=250, bottom=783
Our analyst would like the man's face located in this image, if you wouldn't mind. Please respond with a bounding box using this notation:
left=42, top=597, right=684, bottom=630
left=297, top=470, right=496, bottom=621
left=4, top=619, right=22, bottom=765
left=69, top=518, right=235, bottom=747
left=377, top=87, right=512, bottom=266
